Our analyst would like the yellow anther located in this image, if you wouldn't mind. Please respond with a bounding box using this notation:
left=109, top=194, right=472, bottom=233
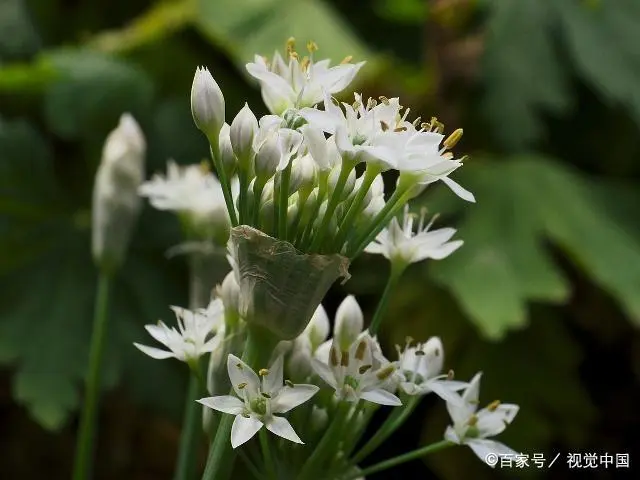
left=285, top=379, right=295, bottom=388
left=376, top=365, right=395, bottom=381
left=359, top=364, right=372, bottom=375
left=236, top=363, right=244, bottom=370
left=394, top=126, right=407, bottom=132
left=237, top=382, right=248, bottom=389
left=261, top=392, right=272, bottom=399
left=340, top=55, right=353, bottom=64
left=487, top=400, right=501, bottom=412
left=467, top=414, right=478, bottom=427
left=330, top=347, right=339, bottom=367
left=366, top=98, right=377, bottom=109
left=447, top=369, right=455, bottom=380
left=380, top=120, right=389, bottom=132
left=405, top=336, right=414, bottom=345
left=286, top=37, right=296, bottom=54
left=306, top=40, right=318, bottom=53
left=258, top=368, right=269, bottom=377
left=355, top=340, right=368, bottom=361
left=199, top=160, right=210, bottom=173
left=301, top=56, right=310, bottom=71
left=379, top=96, right=390, bottom=105
left=443, top=128, right=463, bottom=150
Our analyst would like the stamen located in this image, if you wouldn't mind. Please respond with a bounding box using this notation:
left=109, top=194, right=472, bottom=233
left=236, top=363, right=244, bottom=370
left=258, top=368, right=269, bottom=377
left=355, top=340, right=368, bottom=361
left=393, top=126, right=407, bottom=132
left=306, top=40, right=318, bottom=53
left=286, top=37, right=296, bottom=56
left=443, top=128, right=463, bottom=150
left=341, top=350, right=350, bottom=367
left=340, top=55, right=353, bottom=64
left=237, top=382, right=248, bottom=389
left=376, top=365, right=395, bottom=381
left=447, top=369, right=454, bottom=380
left=415, top=350, right=425, bottom=356
left=285, top=380, right=295, bottom=388
left=261, top=392, right=272, bottom=399
left=366, top=98, right=377, bottom=110
left=412, top=116, right=422, bottom=128
left=301, top=56, right=311, bottom=71
left=487, top=400, right=501, bottom=412
left=199, top=160, right=210, bottom=173
left=358, top=364, right=372, bottom=374
left=467, top=414, right=478, bottom=427
left=330, top=346, right=339, bottom=367
left=378, top=96, right=390, bottom=105
left=380, top=120, right=389, bottom=132
left=405, top=336, right=414, bottom=346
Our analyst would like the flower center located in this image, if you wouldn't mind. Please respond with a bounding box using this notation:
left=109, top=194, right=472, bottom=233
left=250, top=396, right=268, bottom=416
left=344, top=374, right=359, bottom=391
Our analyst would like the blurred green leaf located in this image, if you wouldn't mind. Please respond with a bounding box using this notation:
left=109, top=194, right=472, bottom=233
left=195, top=0, right=371, bottom=67
left=0, top=0, right=40, bottom=60
left=0, top=116, right=185, bottom=429
left=373, top=0, right=428, bottom=24
left=43, top=50, right=154, bottom=140
left=420, top=156, right=640, bottom=338
left=481, top=0, right=570, bottom=149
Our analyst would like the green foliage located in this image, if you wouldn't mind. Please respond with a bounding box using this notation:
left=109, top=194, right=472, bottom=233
left=195, top=0, right=370, bottom=65
left=420, top=157, right=640, bottom=338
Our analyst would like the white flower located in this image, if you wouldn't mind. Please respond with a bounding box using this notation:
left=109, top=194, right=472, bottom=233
left=396, top=337, right=467, bottom=401
left=191, top=66, right=225, bottom=139
left=444, top=373, right=520, bottom=467
left=246, top=44, right=364, bottom=115
left=254, top=115, right=304, bottom=171
left=92, top=113, right=145, bottom=270
left=138, top=161, right=229, bottom=241
left=198, top=354, right=319, bottom=448
left=365, top=205, right=463, bottom=269
left=300, top=92, right=401, bottom=168
left=312, top=334, right=401, bottom=406
left=134, top=300, right=224, bottom=363
left=333, top=295, right=364, bottom=351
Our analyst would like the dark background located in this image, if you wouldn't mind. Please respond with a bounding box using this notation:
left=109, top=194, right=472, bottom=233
left=1, top=0, right=639, bottom=478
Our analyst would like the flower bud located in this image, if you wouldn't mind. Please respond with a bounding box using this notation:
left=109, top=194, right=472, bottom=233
left=303, top=304, right=330, bottom=350
left=92, top=113, right=145, bottom=273
left=301, top=124, right=331, bottom=171
left=218, top=270, right=240, bottom=319
left=422, top=336, right=444, bottom=378
left=334, top=295, right=363, bottom=351
left=230, top=103, right=258, bottom=170
left=255, top=132, right=281, bottom=180
left=310, top=405, right=329, bottom=432
left=289, top=154, right=317, bottom=194
left=191, top=67, right=225, bottom=141
left=219, top=123, right=236, bottom=178
left=328, top=164, right=356, bottom=201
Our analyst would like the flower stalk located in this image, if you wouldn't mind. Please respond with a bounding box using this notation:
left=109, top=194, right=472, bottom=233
left=368, top=263, right=403, bottom=336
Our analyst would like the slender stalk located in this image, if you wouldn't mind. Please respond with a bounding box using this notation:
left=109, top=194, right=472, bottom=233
left=259, top=428, right=277, bottom=480
left=279, top=163, right=292, bottom=239
left=347, top=187, right=413, bottom=259
left=201, top=327, right=279, bottom=480
left=342, top=440, right=454, bottom=479
left=238, top=449, right=265, bottom=480
left=298, top=179, right=326, bottom=251
left=297, top=401, right=351, bottom=480
left=72, top=272, right=111, bottom=480
left=238, top=168, right=249, bottom=225
left=309, top=162, right=353, bottom=252
left=350, top=396, right=419, bottom=465
left=210, top=144, right=238, bottom=226
left=252, top=178, right=267, bottom=227
left=174, top=375, right=202, bottom=480
left=333, top=166, right=379, bottom=251
left=368, top=265, right=404, bottom=336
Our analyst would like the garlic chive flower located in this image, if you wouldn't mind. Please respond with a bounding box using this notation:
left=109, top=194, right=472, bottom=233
left=198, top=354, right=319, bottom=448
left=396, top=337, right=467, bottom=402
left=138, top=161, right=230, bottom=243
left=365, top=205, right=463, bottom=270
left=312, top=334, right=401, bottom=406
left=444, top=373, right=520, bottom=466
left=191, top=67, right=225, bottom=141
left=134, top=300, right=224, bottom=363
left=246, top=38, right=364, bottom=115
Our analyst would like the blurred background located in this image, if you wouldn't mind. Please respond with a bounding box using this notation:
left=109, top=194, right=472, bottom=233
left=1, top=0, right=639, bottom=478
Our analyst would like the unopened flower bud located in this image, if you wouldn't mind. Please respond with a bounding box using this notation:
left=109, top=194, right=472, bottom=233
left=255, top=133, right=281, bottom=180
left=191, top=67, right=225, bottom=141
left=230, top=103, right=258, bottom=170
left=92, top=113, right=145, bottom=273
left=334, top=295, right=363, bottom=350
left=290, top=154, right=317, bottom=194
left=303, top=304, right=330, bottom=350
left=219, top=123, right=236, bottom=178
left=301, top=124, right=331, bottom=171
left=310, top=405, right=328, bottom=432
left=218, top=270, right=240, bottom=317
left=422, top=337, right=444, bottom=378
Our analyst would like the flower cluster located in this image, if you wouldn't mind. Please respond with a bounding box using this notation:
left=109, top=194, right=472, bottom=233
left=129, top=39, right=519, bottom=479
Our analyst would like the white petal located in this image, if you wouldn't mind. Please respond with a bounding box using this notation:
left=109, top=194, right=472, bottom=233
left=265, top=416, right=303, bottom=444
left=426, top=380, right=467, bottom=405
left=197, top=395, right=244, bottom=415
left=263, top=355, right=284, bottom=395
left=467, top=439, right=519, bottom=467
left=443, top=425, right=461, bottom=444
left=360, top=388, right=402, bottom=406
left=313, top=340, right=332, bottom=363
left=231, top=415, right=263, bottom=448
left=463, top=373, right=482, bottom=405
left=445, top=392, right=474, bottom=427
left=415, top=240, right=463, bottom=262
left=422, top=337, right=444, bottom=377
left=144, top=323, right=171, bottom=346
left=227, top=354, right=260, bottom=397
left=272, top=384, right=319, bottom=413
left=476, top=404, right=519, bottom=437
left=441, top=176, right=475, bottom=203
left=133, top=343, right=175, bottom=360
left=310, top=359, right=337, bottom=389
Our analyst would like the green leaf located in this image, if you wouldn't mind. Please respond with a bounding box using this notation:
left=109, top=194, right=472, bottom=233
left=43, top=50, right=154, bottom=140
left=195, top=0, right=370, bottom=67
left=422, top=156, right=640, bottom=338
left=0, top=0, right=40, bottom=60
left=481, top=0, right=570, bottom=148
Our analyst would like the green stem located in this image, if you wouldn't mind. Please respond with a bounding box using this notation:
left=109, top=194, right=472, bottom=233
left=333, top=166, right=379, bottom=251
left=368, top=265, right=404, bottom=336
left=174, top=375, right=203, bottom=480
left=347, top=186, right=413, bottom=259
left=201, top=327, right=279, bottom=480
left=289, top=190, right=310, bottom=243
left=238, top=168, right=248, bottom=225
left=342, top=440, right=454, bottom=479
left=252, top=178, right=267, bottom=228
left=279, top=163, right=292, bottom=239
left=238, top=449, right=265, bottom=480
left=72, top=272, right=111, bottom=480
left=350, top=396, right=419, bottom=465
left=298, top=179, right=326, bottom=251
left=297, top=401, right=351, bottom=480
left=259, top=428, right=277, bottom=480
left=210, top=144, right=238, bottom=226
left=309, top=162, right=353, bottom=252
